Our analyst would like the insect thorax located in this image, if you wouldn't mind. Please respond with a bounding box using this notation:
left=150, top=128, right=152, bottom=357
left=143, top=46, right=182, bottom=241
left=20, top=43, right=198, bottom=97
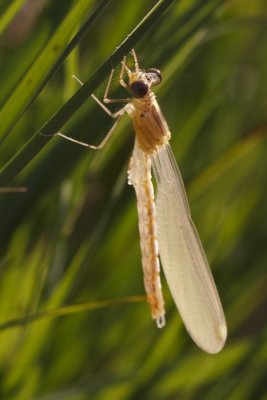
left=132, top=98, right=171, bottom=153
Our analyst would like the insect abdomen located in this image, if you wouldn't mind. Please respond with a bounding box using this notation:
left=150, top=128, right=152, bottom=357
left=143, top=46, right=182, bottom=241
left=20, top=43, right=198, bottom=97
left=128, top=142, right=165, bottom=327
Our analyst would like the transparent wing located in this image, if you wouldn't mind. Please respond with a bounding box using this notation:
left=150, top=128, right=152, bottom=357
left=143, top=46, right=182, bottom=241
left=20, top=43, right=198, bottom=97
left=152, top=144, right=227, bottom=353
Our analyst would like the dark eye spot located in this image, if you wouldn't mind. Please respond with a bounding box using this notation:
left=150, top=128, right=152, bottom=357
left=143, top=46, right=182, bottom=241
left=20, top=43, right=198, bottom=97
left=130, top=80, right=149, bottom=98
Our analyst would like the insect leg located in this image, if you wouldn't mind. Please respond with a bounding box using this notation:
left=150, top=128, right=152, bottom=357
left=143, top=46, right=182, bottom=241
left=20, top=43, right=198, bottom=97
left=131, top=49, right=140, bottom=72
left=55, top=113, right=123, bottom=150
left=47, top=63, right=132, bottom=149
left=102, top=63, right=131, bottom=104
left=119, top=56, right=130, bottom=89
left=72, top=73, right=128, bottom=118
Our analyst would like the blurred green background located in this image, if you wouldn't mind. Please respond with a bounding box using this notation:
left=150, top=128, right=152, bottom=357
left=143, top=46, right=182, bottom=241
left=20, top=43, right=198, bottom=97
left=0, top=0, right=267, bottom=399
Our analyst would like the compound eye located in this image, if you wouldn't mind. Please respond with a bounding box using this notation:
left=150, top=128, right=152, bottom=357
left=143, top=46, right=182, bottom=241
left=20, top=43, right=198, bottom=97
left=146, top=68, right=162, bottom=86
left=130, top=80, right=149, bottom=98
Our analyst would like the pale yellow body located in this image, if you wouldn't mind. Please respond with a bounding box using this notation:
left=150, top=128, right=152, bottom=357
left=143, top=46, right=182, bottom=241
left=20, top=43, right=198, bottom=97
left=127, top=91, right=171, bottom=327
left=128, top=139, right=165, bottom=327
left=131, top=92, right=170, bottom=153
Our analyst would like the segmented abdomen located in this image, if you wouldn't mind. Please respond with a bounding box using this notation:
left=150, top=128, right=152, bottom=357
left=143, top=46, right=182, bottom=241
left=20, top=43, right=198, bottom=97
left=128, top=140, right=165, bottom=327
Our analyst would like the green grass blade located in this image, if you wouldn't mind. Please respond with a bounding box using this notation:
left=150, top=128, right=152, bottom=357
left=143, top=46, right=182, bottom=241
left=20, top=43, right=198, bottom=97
left=0, top=0, right=25, bottom=35
left=0, top=296, right=145, bottom=332
left=0, top=0, right=99, bottom=144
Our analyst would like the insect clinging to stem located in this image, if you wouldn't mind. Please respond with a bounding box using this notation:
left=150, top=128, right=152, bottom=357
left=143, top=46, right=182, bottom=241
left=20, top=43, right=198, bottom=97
left=55, top=49, right=227, bottom=354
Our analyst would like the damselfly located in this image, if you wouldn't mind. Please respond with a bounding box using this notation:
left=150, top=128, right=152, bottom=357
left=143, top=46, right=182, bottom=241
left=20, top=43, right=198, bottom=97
left=56, top=50, right=227, bottom=353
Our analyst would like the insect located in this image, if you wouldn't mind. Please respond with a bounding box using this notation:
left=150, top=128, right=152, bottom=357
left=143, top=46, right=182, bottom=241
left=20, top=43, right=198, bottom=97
left=55, top=50, right=227, bottom=353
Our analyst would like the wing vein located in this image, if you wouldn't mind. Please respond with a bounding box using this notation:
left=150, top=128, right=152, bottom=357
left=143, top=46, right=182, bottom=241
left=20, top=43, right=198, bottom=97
left=151, top=143, right=227, bottom=353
